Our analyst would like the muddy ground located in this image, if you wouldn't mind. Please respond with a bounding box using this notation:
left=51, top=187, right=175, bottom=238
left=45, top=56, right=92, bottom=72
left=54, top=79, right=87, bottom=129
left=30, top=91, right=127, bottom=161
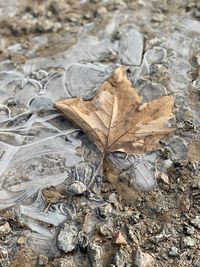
left=0, top=0, right=200, bottom=266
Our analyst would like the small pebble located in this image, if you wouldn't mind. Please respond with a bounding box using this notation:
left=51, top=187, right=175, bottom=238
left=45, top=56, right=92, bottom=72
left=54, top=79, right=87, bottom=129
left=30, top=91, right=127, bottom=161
left=133, top=248, right=155, bottom=267
left=168, top=246, right=179, bottom=257
left=186, top=226, right=195, bottom=236
left=57, top=222, right=79, bottom=253
left=67, top=181, right=87, bottom=195
left=88, top=242, right=103, bottom=267
left=127, top=226, right=139, bottom=244
left=0, top=222, right=11, bottom=235
left=97, top=7, right=107, bottom=18
left=17, top=236, right=27, bottom=245
left=151, top=232, right=169, bottom=244
left=193, top=259, right=200, bottom=267
left=113, top=248, right=132, bottom=267
left=190, top=216, right=200, bottom=229
left=152, top=13, right=165, bottom=22
left=96, top=203, right=112, bottom=220
left=182, top=236, right=196, bottom=248
left=159, top=173, right=169, bottom=184
left=78, top=231, right=89, bottom=250
left=98, top=224, right=113, bottom=239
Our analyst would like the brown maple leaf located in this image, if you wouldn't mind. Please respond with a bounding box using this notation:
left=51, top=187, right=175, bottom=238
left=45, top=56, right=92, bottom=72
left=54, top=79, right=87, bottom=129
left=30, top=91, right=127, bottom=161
left=55, top=67, right=174, bottom=156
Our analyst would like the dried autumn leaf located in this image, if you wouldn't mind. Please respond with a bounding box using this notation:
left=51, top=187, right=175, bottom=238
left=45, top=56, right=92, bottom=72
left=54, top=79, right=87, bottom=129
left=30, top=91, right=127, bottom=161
left=56, top=67, right=174, bottom=156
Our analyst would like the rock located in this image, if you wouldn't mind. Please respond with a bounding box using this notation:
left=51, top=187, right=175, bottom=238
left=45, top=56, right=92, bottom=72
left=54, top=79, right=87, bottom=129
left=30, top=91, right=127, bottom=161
left=158, top=173, right=169, bottom=184
left=96, top=203, right=112, bottom=220
left=151, top=232, right=169, bottom=245
left=162, top=159, right=173, bottom=169
left=191, top=180, right=200, bottom=190
left=0, top=39, right=6, bottom=52
left=133, top=248, right=155, bottom=267
left=108, top=193, right=121, bottom=209
left=97, top=7, right=108, bottom=19
left=88, top=242, right=103, bottom=267
left=193, top=259, right=200, bottom=267
left=127, top=226, right=139, bottom=244
left=67, top=181, right=87, bottom=195
left=118, top=25, right=144, bottom=66
left=78, top=231, right=89, bottom=251
left=57, top=223, right=79, bottom=253
left=82, top=211, right=98, bottom=235
left=190, top=216, right=200, bottom=229
left=0, top=247, right=10, bottom=267
left=115, top=232, right=127, bottom=246
left=113, top=248, right=132, bottom=267
left=38, top=255, right=48, bottom=266
left=98, top=223, right=114, bottom=239
left=168, top=246, right=179, bottom=257
left=114, top=0, right=127, bottom=9
left=152, top=13, right=165, bottom=22
left=182, top=237, right=196, bottom=248
left=17, top=236, right=27, bottom=245
left=179, top=196, right=191, bottom=212
left=0, top=221, right=11, bottom=235
left=185, top=226, right=195, bottom=236
left=167, top=136, right=188, bottom=160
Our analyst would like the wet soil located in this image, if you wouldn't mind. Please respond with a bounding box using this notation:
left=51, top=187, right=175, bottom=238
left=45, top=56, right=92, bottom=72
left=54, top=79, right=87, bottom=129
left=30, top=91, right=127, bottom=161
left=0, top=0, right=200, bottom=267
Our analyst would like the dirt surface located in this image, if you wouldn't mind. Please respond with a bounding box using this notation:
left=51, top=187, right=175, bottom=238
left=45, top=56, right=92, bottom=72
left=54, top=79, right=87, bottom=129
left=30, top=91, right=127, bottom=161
left=0, top=0, right=200, bottom=267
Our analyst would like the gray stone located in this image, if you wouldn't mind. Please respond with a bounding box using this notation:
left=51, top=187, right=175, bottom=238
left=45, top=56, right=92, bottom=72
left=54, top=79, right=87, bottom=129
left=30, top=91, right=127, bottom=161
left=97, top=7, right=108, bottom=19
left=67, top=181, right=87, bottom=195
left=0, top=221, right=11, bottom=235
left=88, top=242, right=103, bottom=267
left=186, top=226, right=195, bottom=236
left=57, top=223, right=79, bottom=253
left=167, top=136, right=188, bottom=160
left=152, top=13, right=165, bottom=22
left=127, top=226, right=139, bottom=244
left=182, top=236, right=196, bottom=248
left=190, top=216, right=200, bottom=229
left=98, top=223, right=113, bottom=239
left=193, top=259, right=200, bottom=267
left=78, top=231, right=89, bottom=250
left=151, top=232, right=170, bottom=244
left=96, top=203, right=112, bottom=220
left=168, top=246, right=179, bottom=257
left=118, top=25, right=144, bottom=66
left=113, top=248, right=132, bottom=267
left=133, top=248, right=155, bottom=267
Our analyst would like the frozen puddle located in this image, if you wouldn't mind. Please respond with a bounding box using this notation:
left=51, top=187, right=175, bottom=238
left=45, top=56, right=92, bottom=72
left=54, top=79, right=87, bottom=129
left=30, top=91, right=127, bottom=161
left=0, top=65, right=158, bottom=255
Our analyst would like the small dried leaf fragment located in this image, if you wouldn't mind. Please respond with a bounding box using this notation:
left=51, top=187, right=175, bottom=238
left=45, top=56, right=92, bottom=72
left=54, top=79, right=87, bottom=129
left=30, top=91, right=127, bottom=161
left=43, top=188, right=65, bottom=204
left=56, top=67, right=174, bottom=155
left=115, top=231, right=128, bottom=246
